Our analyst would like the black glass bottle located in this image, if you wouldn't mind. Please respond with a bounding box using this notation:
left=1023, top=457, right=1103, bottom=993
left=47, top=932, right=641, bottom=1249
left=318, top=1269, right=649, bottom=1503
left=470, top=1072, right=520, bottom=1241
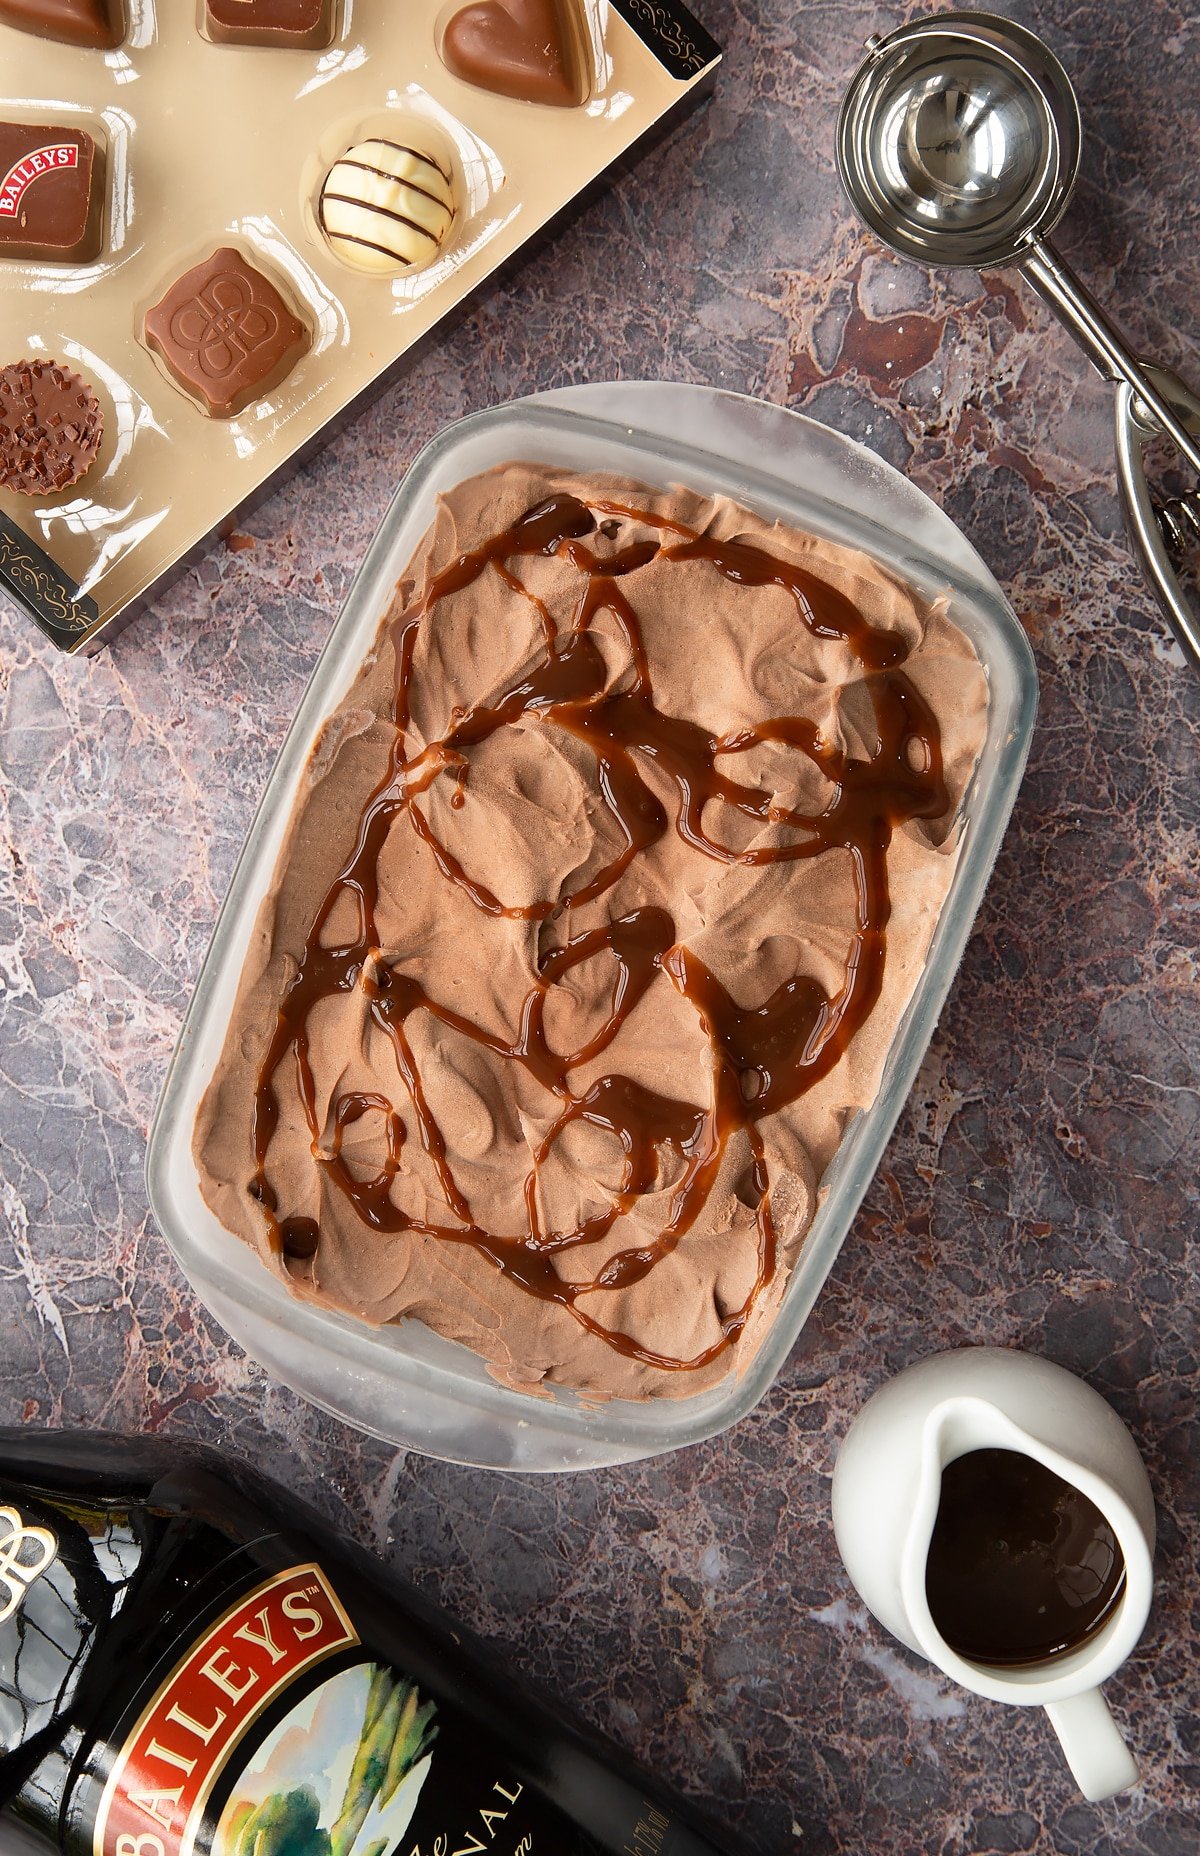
left=0, top=1429, right=735, bottom=1856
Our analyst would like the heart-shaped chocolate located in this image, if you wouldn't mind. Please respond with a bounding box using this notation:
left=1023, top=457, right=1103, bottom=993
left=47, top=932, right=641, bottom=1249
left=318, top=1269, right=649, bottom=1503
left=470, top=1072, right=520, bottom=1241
left=0, top=0, right=124, bottom=47
left=441, top=0, right=583, bottom=108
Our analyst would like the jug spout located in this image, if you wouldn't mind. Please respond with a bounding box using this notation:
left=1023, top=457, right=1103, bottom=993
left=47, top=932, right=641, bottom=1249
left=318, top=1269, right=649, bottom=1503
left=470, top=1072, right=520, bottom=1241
left=923, top=1392, right=1026, bottom=1465
left=830, top=1388, right=1035, bottom=1662
left=896, top=1393, right=1035, bottom=1630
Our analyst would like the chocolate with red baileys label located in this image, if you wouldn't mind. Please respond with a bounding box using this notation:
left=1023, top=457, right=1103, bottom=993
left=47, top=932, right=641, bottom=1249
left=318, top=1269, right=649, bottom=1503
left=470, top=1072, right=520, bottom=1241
left=0, top=144, right=80, bottom=216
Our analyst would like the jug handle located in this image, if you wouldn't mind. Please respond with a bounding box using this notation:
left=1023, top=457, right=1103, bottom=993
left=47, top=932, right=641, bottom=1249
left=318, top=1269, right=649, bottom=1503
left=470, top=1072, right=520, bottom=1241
left=1044, top=1689, right=1138, bottom=1801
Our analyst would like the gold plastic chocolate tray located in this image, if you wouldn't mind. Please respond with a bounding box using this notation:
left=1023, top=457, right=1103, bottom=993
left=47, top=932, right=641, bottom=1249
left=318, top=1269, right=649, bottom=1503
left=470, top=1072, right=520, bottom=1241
left=0, top=0, right=718, bottom=653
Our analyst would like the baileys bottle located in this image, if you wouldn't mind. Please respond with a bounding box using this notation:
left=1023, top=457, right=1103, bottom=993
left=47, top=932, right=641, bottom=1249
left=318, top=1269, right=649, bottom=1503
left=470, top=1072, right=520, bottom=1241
left=0, top=1430, right=734, bottom=1856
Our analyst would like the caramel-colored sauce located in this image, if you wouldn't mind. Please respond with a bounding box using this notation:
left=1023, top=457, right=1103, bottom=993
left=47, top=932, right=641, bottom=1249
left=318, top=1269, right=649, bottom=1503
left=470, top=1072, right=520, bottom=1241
left=250, top=493, right=948, bottom=1371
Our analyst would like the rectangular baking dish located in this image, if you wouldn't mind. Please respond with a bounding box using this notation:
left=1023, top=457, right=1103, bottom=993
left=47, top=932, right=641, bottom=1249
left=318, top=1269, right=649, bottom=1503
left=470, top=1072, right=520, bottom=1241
left=146, top=382, right=1038, bottom=1470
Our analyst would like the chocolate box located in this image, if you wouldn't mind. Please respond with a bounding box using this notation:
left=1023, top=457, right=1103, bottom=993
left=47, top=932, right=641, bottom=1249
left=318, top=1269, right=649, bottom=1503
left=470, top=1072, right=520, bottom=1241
left=0, top=0, right=719, bottom=653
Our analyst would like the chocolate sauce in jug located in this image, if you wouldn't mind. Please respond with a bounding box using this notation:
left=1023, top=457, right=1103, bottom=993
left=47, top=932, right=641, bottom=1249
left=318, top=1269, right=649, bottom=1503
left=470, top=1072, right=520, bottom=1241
left=925, top=1448, right=1127, bottom=1666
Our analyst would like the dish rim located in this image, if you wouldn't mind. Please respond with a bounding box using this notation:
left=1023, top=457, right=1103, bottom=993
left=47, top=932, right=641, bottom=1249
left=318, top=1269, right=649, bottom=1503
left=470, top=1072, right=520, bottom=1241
left=146, top=382, right=1039, bottom=1468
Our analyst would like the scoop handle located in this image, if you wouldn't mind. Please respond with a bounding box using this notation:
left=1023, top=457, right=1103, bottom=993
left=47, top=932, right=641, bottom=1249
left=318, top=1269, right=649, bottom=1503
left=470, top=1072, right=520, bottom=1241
left=1044, top=1689, right=1138, bottom=1802
left=1115, top=365, right=1200, bottom=675
left=1019, top=239, right=1200, bottom=479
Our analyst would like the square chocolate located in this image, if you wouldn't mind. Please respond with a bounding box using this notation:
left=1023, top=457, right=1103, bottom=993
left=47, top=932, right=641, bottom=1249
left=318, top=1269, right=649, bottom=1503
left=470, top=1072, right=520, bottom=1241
left=0, top=0, right=124, bottom=46
left=144, top=246, right=310, bottom=419
left=0, top=124, right=104, bottom=264
left=204, top=0, right=335, bottom=48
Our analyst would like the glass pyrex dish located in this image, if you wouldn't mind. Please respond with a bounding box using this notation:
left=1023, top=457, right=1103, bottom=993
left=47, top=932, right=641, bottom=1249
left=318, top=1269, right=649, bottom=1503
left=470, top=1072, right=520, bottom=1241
left=146, top=381, right=1038, bottom=1471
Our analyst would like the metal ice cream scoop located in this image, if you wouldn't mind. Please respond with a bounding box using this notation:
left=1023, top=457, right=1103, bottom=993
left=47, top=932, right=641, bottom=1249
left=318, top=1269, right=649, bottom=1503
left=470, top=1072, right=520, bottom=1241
left=836, top=9, right=1200, bottom=675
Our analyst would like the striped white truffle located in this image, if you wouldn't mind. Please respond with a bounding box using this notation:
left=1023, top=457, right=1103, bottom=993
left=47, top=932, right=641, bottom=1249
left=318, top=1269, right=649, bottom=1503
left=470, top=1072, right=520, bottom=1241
left=318, top=138, right=455, bottom=275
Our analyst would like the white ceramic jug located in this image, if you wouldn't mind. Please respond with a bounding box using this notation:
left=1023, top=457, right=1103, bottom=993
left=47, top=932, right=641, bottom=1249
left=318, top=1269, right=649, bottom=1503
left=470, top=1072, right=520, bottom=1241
left=831, top=1348, right=1155, bottom=1801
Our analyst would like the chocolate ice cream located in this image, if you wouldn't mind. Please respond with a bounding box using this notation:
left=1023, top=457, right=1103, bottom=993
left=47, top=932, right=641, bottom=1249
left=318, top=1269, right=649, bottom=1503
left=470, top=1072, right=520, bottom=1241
left=194, top=464, right=988, bottom=1398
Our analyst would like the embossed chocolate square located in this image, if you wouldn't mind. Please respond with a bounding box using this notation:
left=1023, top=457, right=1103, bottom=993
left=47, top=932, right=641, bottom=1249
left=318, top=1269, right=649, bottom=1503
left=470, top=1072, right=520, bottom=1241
left=144, top=247, right=309, bottom=419
left=0, top=123, right=105, bottom=264
left=204, top=0, right=335, bottom=48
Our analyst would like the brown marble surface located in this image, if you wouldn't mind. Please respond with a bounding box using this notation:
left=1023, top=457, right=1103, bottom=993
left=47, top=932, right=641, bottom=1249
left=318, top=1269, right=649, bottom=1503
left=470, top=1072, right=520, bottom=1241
left=2, top=1, right=1198, bottom=1850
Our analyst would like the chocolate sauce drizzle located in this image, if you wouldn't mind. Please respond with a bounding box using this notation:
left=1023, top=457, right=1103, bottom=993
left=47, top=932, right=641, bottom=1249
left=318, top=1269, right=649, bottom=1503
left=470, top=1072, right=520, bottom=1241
left=250, top=491, right=948, bottom=1373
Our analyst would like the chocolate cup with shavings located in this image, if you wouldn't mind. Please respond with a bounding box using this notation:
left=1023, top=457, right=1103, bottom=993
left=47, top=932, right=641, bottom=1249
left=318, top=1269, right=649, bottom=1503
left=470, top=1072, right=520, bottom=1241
left=0, top=358, right=104, bottom=495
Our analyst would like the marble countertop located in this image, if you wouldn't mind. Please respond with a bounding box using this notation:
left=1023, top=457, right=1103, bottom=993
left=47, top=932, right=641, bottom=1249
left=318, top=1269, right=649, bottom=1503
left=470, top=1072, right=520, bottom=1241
left=2, top=2, right=1198, bottom=1850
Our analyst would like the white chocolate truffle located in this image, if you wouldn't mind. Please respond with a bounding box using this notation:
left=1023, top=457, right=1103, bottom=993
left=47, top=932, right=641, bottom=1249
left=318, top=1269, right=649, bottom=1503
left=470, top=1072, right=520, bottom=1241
left=318, top=138, right=455, bottom=275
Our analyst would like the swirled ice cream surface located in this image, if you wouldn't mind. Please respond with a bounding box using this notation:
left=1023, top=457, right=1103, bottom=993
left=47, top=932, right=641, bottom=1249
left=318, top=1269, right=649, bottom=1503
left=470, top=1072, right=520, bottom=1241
left=194, top=464, right=987, bottom=1399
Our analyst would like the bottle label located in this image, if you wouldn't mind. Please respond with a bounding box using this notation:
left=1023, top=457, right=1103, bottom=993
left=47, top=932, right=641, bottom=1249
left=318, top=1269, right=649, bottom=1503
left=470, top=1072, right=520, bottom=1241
left=80, top=1553, right=697, bottom=1856
left=87, top=1561, right=593, bottom=1856
left=0, top=1504, right=58, bottom=1625
left=92, top=1565, right=358, bottom=1856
